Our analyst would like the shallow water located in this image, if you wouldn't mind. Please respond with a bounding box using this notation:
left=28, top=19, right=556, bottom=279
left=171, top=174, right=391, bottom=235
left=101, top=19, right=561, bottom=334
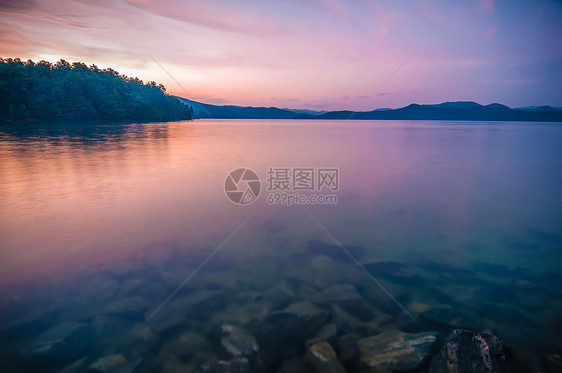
left=0, top=119, right=561, bottom=372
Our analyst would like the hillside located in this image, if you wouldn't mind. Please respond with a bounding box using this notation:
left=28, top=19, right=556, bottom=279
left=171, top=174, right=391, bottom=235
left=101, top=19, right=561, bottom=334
left=0, top=58, right=193, bottom=122
left=317, top=101, right=562, bottom=122
left=177, top=97, right=562, bottom=122
left=176, top=97, right=303, bottom=119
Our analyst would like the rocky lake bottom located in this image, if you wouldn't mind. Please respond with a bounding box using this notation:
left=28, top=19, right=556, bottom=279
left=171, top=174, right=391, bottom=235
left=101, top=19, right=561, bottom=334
left=1, top=235, right=561, bottom=373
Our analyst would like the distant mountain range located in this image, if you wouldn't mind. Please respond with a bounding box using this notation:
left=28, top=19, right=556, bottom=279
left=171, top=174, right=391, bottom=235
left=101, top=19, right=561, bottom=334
left=177, top=97, right=562, bottom=122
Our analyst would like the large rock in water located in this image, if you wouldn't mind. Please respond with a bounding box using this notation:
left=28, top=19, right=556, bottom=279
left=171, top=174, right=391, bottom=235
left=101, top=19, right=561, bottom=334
left=20, top=322, right=94, bottom=361
left=429, top=329, right=509, bottom=373
left=358, top=330, right=438, bottom=372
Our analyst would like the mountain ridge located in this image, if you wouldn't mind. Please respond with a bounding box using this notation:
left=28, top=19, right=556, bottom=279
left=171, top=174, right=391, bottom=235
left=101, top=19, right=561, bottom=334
left=176, top=97, right=562, bottom=122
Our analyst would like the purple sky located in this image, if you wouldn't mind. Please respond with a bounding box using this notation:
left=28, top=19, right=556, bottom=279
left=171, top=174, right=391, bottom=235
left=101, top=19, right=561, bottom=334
left=1, top=0, right=561, bottom=110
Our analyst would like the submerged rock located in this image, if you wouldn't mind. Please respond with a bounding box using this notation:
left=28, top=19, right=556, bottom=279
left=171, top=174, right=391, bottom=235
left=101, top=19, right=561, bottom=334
left=185, top=290, right=228, bottom=320
left=265, top=285, right=295, bottom=311
left=195, top=358, right=254, bottom=373
left=20, top=322, right=94, bottom=361
left=478, top=301, right=536, bottom=327
left=331, top=305, right=378, bottom=336
left=429, top=329, right=509, bottom=373
left=361, top=260, right=413, bottom=280
left=284, top=301, right=330, bottom=335
left=305, top=323, right=338, bottom=348
left=336, top=334, right=359, bottom=363
left=419, top=305, right=474, bottom=329
left=159, top=331, right=211, bottom=360
left=256, top=311, right=311, bottom=358
left=545, top=353, right=562, bottom=373
left=89, top=354, right=128, bottom=373
left=102, top=296, right=150, bottom=317
left=358, top=330, right=438, bottom=372
left=213, top=300, right=271, bottom=327
left=429, top=285, right=477, bottom=308
left=276, top=357, right=309, bottom=373
left=58, top=357, right=87, bottom=373
left=309, top=255, right=363, bottom=289
left=146, top=303, right=186, bottom=333
left=221, top=334, right=259, bottom=358
left=307, top=240, right=364, bottom=261
left=473, top=262, right=531, bottom=280
left=307, top=341, right=347, bottom=373
left=360, top=280, right=410, bottom=315
left=313, top=284, right=374, bottom=321
left=0, top=300, right=56, bottom=335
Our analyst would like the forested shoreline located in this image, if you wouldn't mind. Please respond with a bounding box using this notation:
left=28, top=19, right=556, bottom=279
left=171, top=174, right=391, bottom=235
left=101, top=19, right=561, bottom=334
left=0, top=58, right=193, bottom=122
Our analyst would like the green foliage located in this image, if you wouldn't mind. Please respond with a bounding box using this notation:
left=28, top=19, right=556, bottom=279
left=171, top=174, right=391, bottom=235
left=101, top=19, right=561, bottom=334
left=0, top=57, right=193, bottom=122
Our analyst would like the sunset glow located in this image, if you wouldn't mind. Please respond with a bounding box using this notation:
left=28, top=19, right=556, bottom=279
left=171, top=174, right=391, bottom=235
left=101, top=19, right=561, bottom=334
left=1, top=0, right=561, bottom=110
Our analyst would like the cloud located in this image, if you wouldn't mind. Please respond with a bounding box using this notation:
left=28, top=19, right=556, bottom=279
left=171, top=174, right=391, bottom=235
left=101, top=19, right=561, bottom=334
left=1, top=0, right=560, bottom=110
left=0, top=0, right=36, bottom=12
left=123, top=0, right=293, bottom=38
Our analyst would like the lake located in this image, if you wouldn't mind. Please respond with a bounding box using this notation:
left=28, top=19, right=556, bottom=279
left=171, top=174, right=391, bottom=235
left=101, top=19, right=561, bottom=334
left=1, top=119, right=561, bottom=372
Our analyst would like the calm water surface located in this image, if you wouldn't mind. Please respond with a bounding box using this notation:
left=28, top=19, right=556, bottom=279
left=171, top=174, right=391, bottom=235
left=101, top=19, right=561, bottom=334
left=0, top=119, right=561, bottom=372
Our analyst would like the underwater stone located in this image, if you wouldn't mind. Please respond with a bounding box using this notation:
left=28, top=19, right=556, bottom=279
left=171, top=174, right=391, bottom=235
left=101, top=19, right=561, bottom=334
left=429, top=329, right=509, bottom=373
left=195, top=357, right=254, bottom=373
left=185, top=290, right=228, bottom=320
left=360, top=280, right=410, bottom=315
left=146, top=304, right=186, bottom=333
left=313, top=284, right=374, bottom=321
left=284, top=300, right=330, bottom=335
left=160, top=331, right=211, bottom=360
left=309, top=255, right=363, bottom=289
left=221, top=334, right=259, bottom=357
left=88, top=354, right=128, bottom=373
left=101, top=296, right=150, bottom=317
left=331, top=305, right=379, bottom=336
left=306, top=341, right=347, bottom=373
left=361, top=260, right=412, bottom=279
left=276, top=357, right=309, bottom=373
left=307, top=239, right=364, bottom=261
left=264, top=284, right=295, bottom=311
left=419, top=305, right=474, bottom=329
left=305, top=323, right=338, bottom=348
left=358, top=330, right=438, bottom=372
left=336, top=334, right=359, bottom=363
left=0, top=300, right=56, bottom=334
left=20, top=322, right=94, bottom=361
left=256, top=311, right=311, bottom=358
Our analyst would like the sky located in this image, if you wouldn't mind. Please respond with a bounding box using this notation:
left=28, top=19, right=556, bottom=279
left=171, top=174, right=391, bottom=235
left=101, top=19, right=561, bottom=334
left=0, top=0, right=561, bottom=110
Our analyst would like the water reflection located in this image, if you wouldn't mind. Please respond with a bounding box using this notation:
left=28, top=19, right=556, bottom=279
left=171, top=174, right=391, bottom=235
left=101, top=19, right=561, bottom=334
left=0, top=120, right=561, bottom=372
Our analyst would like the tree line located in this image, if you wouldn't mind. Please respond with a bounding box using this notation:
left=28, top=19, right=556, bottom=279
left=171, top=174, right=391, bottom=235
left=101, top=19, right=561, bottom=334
left=0, top=58, right=193, bottom=122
